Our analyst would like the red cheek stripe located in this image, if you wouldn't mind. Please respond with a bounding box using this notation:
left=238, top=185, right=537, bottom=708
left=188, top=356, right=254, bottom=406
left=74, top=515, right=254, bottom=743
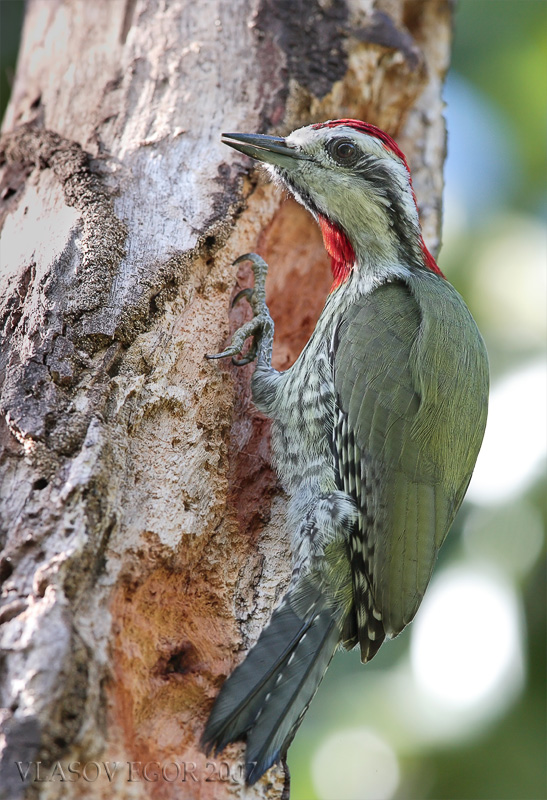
left=318, top=216, right=356, bottom=291
left=420, top=238, right=445, bottom=277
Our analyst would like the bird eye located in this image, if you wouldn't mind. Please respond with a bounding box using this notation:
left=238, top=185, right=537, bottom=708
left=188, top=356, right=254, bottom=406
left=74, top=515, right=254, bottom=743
left=328, top=138, right=358, bottom=164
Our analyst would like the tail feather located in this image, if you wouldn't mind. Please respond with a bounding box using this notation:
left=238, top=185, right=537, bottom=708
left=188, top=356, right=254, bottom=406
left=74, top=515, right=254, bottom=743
left=201, top=597, right=313, bottom=754
left=201, top=580, right=344, bottom=784
left=244, top=608, right=339, bottom=783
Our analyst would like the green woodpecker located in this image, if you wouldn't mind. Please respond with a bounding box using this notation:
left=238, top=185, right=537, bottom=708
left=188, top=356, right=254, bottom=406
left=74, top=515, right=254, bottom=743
left=202, top=120, right=489, bottom=784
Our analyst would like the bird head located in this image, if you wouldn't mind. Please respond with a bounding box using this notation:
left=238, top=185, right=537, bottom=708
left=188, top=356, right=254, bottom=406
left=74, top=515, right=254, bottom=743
left=222, top=120, right=442, bottom=289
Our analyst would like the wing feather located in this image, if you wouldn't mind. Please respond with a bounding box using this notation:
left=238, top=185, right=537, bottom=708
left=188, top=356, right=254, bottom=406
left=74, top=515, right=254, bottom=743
left=332, top=276, right=488, bottom=644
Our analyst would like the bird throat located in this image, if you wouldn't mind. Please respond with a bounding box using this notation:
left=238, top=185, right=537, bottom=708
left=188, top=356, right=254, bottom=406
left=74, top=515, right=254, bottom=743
left=318, top=216, right=356, bottom=291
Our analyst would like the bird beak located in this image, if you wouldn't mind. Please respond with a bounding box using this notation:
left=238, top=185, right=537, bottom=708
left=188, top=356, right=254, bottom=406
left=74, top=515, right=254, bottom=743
left=221, top=132, right=311, bottom=167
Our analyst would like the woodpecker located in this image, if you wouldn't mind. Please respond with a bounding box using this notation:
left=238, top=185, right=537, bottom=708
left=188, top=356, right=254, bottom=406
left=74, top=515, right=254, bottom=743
left=202, top=120, right=489, bottom=784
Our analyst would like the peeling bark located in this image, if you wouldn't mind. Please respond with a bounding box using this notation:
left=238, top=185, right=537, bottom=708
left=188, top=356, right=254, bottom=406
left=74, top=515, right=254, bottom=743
left=0, top=0, right=452, bottom=797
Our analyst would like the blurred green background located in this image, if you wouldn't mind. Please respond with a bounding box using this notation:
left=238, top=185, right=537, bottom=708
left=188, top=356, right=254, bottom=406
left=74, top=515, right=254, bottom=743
left=1, top=1, right=545, bottom=799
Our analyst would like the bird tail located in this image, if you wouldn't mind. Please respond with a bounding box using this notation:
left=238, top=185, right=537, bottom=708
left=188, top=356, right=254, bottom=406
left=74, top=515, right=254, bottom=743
left=201, top=578, right=343, bottom=784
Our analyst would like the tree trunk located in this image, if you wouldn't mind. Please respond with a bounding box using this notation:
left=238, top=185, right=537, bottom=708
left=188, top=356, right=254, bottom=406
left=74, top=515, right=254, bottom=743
left=0, top=0, right=452, bottom=797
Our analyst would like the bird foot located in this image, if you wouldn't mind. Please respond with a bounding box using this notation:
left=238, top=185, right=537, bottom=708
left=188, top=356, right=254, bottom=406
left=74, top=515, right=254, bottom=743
left=206, top=253, right=274, bottom=366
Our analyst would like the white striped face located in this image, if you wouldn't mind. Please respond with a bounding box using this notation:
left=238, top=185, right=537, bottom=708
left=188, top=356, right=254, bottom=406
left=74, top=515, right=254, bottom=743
left=266, top=123, right=423, bottom=270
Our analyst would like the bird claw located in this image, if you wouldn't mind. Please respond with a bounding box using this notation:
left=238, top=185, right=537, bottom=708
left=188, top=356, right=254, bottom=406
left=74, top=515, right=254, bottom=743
left=206, top=253, right=273, bottom=366
left=232, top=347, right=257, bottom=367
left=231, top=287, right=254, bottom=309
left=205, top=315, right=263, bottom=362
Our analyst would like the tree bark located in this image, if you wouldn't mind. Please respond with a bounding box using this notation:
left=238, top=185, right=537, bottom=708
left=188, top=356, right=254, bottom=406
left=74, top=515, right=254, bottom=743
left=0, top=0, right=452, bottom=797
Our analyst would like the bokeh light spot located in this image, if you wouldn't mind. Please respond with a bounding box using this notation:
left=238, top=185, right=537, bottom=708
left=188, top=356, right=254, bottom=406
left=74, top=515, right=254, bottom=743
left=312, top=728, right=399, bottom=800
left=411, top=568, right=523, bottom=712
left=467, top=360, right=547, bottom=505
left=472, top=215, right=547, bottom=349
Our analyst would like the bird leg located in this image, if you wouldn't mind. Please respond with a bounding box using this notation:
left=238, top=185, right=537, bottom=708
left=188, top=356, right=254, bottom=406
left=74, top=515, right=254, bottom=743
left=206, top=253, right=274, bottom=367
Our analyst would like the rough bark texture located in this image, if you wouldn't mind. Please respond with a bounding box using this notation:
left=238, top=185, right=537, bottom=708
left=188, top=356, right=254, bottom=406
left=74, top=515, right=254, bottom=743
left=0, top=0, right=452, bottom=797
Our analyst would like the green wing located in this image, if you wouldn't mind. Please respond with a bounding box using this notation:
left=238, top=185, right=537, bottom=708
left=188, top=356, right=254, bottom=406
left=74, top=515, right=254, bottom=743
left=333, top=275, right=488, bottom=650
